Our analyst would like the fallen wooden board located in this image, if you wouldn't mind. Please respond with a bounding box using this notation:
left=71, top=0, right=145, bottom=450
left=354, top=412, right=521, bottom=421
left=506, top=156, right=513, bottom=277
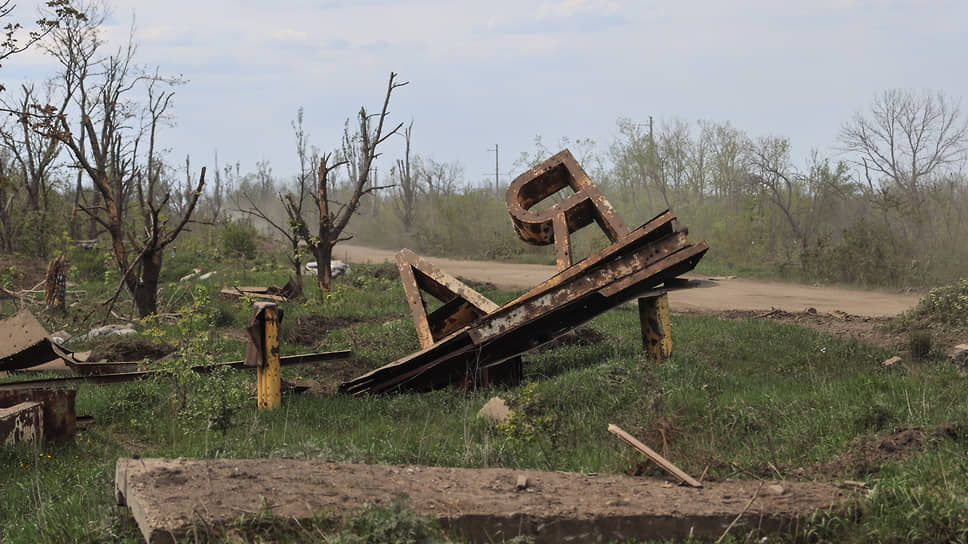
left=609, top=423, right=702, bottom=488
left=115, top=458, right=847, bottom=544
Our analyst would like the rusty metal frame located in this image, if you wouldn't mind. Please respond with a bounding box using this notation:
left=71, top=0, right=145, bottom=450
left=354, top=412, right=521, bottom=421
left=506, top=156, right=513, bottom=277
left=342, top=207, right=707, bottom=395
left=0, top=389, right=75, bottom=441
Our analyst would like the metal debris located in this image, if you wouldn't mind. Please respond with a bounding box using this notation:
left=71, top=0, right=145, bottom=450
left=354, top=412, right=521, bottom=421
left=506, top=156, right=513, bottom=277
left=0, top=389, right=76, bottom=443
left=341, top=149, right=707, bottom=395
left=0, top=350, right=351, bottom=392
left=221, top=277, right=300, bottom=302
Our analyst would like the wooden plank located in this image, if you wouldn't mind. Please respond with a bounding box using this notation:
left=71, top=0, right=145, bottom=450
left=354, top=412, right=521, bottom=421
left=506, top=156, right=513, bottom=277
left=608, top=424, right=702, bottom=488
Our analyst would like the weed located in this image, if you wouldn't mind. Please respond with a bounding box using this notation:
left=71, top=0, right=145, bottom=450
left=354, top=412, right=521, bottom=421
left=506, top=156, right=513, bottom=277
left=330, top=496, right=448, bottom=544
left=908, top=330, right=933, bottom=361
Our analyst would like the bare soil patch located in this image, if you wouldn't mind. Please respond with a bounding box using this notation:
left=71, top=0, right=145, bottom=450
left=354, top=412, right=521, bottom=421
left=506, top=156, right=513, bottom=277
left=281, top=315, right=369, bottom=346
left=813, top=422, right=966, bottom=479
left=685, top=308, right=900, bottom=348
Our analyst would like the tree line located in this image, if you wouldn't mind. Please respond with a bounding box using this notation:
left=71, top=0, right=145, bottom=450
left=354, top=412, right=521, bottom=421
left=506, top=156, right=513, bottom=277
left=0, top=1, right=406, bottom=318
left=2, top=1, right=966, bottom=327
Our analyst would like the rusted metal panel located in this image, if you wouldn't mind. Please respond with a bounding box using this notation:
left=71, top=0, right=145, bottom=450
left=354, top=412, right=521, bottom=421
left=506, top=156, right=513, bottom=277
left=341, top=148, right=708, bottom=396
left=0, top=401, right=43, bottom=445
left=0, top=389, right=75, bottom=441
left=0, top=309, right=60, bottom=371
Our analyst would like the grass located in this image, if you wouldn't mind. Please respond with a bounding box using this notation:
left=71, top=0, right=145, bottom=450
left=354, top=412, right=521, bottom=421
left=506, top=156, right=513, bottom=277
left=1, top=255, right=967, bottom=542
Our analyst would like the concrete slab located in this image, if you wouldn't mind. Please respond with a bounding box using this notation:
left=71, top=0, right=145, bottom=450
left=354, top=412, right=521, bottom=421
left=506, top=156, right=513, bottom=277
left=115, top=458, right=847, bottom=544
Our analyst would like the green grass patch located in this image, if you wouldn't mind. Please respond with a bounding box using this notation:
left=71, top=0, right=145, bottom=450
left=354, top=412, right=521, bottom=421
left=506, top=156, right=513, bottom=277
left=2, top=263, right=968, bottom=542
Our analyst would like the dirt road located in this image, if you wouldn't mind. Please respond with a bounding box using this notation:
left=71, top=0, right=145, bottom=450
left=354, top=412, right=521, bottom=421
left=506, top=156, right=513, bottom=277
left=336, top=245, right=921, bottom=318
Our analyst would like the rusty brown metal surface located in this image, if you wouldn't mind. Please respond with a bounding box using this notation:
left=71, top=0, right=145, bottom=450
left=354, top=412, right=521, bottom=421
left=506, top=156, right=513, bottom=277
left=0, top=389, right=75, bottom=441
left=396, top=249, right=499, bottom=349
left=0, top=401, right=43, bottom=445
left=506, top=149, right=631, bottom=272
left=341, top=149, right=707, bottom=396
left=0, top=350, right=351, bottom=392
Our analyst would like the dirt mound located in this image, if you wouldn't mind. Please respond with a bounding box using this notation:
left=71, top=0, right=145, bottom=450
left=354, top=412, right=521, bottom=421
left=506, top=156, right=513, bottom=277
left=282, top=315, right=366, bottom=346
left=690, top=308, right=899, bottom=347
left=88, top=340, right=175, bottom=362
left=818, top=423, right=965, bottom=478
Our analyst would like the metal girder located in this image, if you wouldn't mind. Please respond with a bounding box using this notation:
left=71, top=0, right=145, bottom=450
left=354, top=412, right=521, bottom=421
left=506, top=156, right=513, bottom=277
left=341, top=149, right=708, bottom=395
left=0, top=350, right=351, bottom=392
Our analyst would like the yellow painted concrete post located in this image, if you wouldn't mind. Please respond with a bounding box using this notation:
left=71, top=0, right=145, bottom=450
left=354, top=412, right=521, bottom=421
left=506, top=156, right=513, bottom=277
left=257, top=304, right=281, bottom=410
left=639, top=293, right=671, bottom=363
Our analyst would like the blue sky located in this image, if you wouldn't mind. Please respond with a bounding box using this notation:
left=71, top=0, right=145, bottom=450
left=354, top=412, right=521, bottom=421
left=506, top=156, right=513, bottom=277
left=5, top=0, right=967, bottom=186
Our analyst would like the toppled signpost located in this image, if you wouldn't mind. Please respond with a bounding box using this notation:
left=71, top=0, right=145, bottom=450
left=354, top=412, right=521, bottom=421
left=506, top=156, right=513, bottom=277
left=341, top=149, right=707, bottom=395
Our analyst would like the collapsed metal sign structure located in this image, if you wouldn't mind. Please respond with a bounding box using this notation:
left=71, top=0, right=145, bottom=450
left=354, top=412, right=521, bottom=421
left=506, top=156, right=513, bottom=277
left=341, top=149, right=708, bottom=395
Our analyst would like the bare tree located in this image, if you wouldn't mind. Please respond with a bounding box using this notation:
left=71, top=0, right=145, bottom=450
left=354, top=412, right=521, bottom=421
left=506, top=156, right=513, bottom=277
left=237, top=107, right=316, bottom=294
left=420, top=156, right=462, bottom=200
left=0, top=82, right=65, bottom=255
left=840, top=89, right=968, bottom=199
left=287, top=72, right=407, bottom=293
left=745, top=136, right=852, bottom=255
left=0, top=0, right=83, bottom=90
left=45, top=17, right=205, bottom=317
left=392, top=121, right=418, bottom=231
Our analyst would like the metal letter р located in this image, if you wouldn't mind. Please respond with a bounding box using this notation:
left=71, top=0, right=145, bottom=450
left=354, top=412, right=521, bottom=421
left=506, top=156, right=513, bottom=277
left=505, top=149, right=631, bottom=272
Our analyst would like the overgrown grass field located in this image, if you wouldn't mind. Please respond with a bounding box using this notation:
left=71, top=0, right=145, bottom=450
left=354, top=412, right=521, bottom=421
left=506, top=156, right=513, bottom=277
left=2, top=255, right=968, bottom=543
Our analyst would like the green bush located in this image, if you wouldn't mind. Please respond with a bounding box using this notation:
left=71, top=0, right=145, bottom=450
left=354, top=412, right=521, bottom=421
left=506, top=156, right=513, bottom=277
left=908, top=278, right=968, bottom=327
left=221, top=219, right=258, bottom=261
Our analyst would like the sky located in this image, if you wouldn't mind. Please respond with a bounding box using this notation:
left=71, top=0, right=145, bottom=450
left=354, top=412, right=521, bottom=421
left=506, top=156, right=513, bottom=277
left=4, top=0, right=967, bottom=188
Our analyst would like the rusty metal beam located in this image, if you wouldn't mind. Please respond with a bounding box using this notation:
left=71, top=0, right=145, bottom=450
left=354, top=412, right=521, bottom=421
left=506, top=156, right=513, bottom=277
left=0, top=350, right=351, bottom=392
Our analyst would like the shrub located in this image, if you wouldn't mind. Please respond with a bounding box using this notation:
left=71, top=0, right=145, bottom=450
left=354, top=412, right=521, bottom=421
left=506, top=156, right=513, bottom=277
left=909, top=278, right=968, bottom=327
left=221, top=220, right=258, bottom=261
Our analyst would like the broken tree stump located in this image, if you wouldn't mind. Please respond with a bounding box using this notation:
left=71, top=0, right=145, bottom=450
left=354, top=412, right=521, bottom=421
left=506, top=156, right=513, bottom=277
left=44, top=254, right=68, bottom=312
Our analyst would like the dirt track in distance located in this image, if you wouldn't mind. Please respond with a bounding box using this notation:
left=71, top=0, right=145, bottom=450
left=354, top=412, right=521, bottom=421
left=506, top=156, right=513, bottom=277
left=336, top=244, right=920, bottom=318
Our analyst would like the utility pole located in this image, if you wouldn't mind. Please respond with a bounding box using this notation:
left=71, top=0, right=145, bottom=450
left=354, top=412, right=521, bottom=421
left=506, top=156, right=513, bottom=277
left=487, top=144, right=499, bottom=196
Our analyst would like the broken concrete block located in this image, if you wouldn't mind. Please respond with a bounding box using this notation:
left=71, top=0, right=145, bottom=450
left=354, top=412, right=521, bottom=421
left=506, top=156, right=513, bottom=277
left=477, top=397, right=511, bottom=424
left=0, top=401, right=43, bottom=445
